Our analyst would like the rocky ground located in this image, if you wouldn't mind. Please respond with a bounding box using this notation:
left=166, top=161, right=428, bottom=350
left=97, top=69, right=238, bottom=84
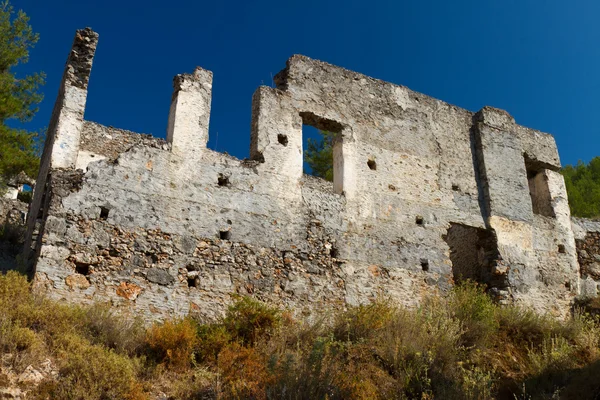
left=0, top=357, right=58, bottom=399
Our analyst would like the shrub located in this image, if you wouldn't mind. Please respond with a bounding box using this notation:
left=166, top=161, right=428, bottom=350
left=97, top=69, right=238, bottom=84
left=0, top=318, right=45, bottom=369
left=0, top=271, right=31, bottom=310
left=574, top=296, right=600, bottom=318
left=196, top=323, right=232, bottom=363
left=332, top=299, right=397, bottom=343
left=145, top=318, right=197, bottom=371
left=83, top=303, right=146, bottom=355
left=218, top=342, right=273, bottom=400
left=448, top=281, right=499, bottom=349
left=223, top=296, right=282, bottom=345
left=152, top=368, right=216, bottom=400
left=3, top=269, right=600, bottom=399
left=35, top=334, right=144, bottom=400
left=373, top=299, right=466, bottom=399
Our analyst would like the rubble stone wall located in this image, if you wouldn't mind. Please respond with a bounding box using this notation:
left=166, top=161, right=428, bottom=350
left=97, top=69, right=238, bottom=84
left=27, top=28, right=581, bottom=321
left=572, top=218, right=600, bottom=297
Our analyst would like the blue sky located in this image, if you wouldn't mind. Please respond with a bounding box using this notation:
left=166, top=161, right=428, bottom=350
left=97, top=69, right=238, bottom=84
left=11, top=0, right=600, bottom=166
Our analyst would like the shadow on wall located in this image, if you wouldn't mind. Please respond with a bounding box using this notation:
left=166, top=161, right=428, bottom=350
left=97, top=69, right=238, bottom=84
left=0, top=200, right=28, bottom=272
left=443, top=223, right=503, bottom=288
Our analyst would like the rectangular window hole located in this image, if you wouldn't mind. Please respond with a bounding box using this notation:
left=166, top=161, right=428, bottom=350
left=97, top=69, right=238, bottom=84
left=188, top=277, right=199, bottom=288
left=99, top=206, right=110, bottom=220
left=525, top=157, right=555, bottom=218
left=558, top=244, right=566, bottom=254
left=420, top=259, right=429, bottom=272
left=75, top=263, right=90, bottom=276
left=416, top=216, right=424, bottom=226
left=301, top=111, right=343, bottom=185
left=219, top=230, right=231, bottom=240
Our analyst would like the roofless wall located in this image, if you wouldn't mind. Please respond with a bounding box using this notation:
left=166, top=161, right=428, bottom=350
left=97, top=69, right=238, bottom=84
left=25, top=28, right=581, bottom=320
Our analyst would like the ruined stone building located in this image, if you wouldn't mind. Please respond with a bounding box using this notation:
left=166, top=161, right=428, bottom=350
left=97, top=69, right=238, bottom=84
left=14, top=28, right=600, bottom=320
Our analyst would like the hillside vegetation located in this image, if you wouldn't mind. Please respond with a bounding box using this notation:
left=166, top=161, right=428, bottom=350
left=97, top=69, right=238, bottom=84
left=1, top=272, right=600, bottom=399
left=562, top=157, right=600, bottom=219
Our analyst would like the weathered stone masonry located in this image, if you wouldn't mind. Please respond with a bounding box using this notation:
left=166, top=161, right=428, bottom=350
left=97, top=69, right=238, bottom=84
left=22, top=28, right=594, bottom=320
left=572, top=218, right=600, bottom=298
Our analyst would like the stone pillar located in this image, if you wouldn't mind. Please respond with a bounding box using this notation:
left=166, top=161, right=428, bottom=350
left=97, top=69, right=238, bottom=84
left=167, top=67, right=213, bottom=159
left=49, top=28, right=99, bottom=168
left=474, top=106, right=533, bottom=223
left=474, top=106, right=534, bottom=297
left=250, top=86, right=303, bottom=180
left=24, top=28, right=98, bottom=268
left=333, top=134, right=357, bottom=198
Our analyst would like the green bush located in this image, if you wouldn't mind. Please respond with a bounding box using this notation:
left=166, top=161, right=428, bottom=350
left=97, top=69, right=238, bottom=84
left=562, top=157, right=600, bottom=218
left=448, top=281, right=499, bottom=349
left=35, top=334, right=144, bottom=400
left=223, top=296, right=282, bottom=345
left=83, top=304, right=146, bottom=355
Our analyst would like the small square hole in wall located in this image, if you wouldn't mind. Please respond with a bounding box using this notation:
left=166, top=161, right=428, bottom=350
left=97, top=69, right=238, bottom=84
left=217, top=174, right=230, bottom=187
left=558, top=244, right=566, bottom=254
left=416, top=216, right=424, bottom=226
left=99, top=206, right=110, bottom=220
left=367, top=159, right=377, bottom=171
left=330, top=247, right=339, bottom=258
left=452, top=184, right=460, bottom=191
left=277, top=134, right=288, bottom=146
left=219, top=230, right=231, bottom=240
left=420, top=259, right=429, bottom=272
left=75, top=263, right=90, bottom=276
left=188, top=277, right=199, bottom=288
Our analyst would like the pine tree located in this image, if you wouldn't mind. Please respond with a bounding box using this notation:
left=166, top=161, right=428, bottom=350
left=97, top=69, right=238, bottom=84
left=0, top=1, right=44, bottom=194
left=304, top=130, right=335, bottom=182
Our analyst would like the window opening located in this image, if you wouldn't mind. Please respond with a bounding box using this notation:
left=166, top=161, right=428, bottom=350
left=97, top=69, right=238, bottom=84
left=525, top=157, right=555, bottom=217
left=301, top=112, right=343, bottom=184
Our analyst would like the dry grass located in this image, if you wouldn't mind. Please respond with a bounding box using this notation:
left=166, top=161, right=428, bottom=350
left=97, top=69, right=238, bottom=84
left=0, top=272, right=599, bottom=399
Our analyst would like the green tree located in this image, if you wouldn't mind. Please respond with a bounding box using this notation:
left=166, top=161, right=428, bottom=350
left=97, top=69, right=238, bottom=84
left=0, top=1, right=44, bottom=194
left=304, top=130, right=335, bottom=182
left=562, top=157, right=600, bottom=218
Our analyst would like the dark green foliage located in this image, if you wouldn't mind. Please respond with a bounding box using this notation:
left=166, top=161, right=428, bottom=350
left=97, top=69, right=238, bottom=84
left=0, top=2, right=44, bottom=192
left=562, top=157, right=600, bottom=218
left=16, top=188, right=31, bottom=203
left=304, top=130, right=335, bottom=182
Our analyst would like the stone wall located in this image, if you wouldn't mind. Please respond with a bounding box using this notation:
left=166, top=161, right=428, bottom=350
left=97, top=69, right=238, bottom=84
left=572, top=218, right=600, bottom=297
left=25, top=28, right=581, bottom=321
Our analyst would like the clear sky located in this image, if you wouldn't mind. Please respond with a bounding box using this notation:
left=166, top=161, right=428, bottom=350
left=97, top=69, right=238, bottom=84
left=11, top=0, right=600, bottom=166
